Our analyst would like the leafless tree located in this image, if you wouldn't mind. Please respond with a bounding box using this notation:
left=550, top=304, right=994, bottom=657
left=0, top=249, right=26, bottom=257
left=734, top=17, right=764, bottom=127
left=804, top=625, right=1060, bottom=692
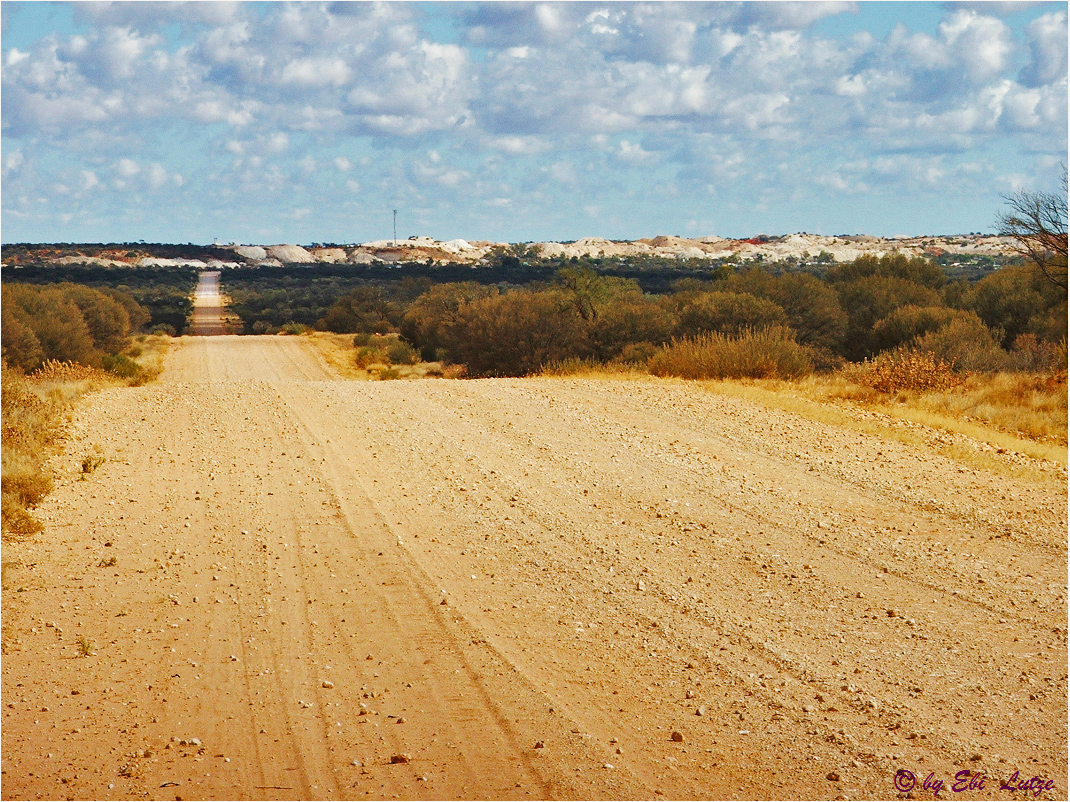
left=997, top=165, right=1068, bottom=290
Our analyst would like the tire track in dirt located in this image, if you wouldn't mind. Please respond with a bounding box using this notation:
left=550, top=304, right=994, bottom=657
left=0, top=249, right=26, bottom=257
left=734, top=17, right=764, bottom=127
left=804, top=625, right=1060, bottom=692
left=2, top=336, right=1065, bottom=801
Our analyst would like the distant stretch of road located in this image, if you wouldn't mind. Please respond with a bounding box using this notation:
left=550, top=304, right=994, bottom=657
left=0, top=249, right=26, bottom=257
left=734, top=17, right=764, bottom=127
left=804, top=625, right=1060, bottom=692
left=188, top=270, right=228, bottom=335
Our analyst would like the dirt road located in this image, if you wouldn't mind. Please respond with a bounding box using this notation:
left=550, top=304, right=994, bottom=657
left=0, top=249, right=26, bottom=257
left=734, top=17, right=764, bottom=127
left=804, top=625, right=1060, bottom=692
left=188, top=272, right=229, bottom=336
left=2, top=336, right=1066, bottom=800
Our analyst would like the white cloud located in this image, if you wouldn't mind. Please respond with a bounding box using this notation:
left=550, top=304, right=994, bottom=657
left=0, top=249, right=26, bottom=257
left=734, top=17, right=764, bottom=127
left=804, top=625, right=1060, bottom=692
left=334, top=156, right=352, bottom=171
left=2, top=148, right=24, bottom=179
left=938, top=10, right=1012, bottom=82
left=148, top=162, right=169, bottom=189
left=279, top=56, right=351, bottom=87
left=1019, top=11, right=1068, bottom=87
left=617, top=140, right=654, bottom=164
left=116, top=158, right=139, bottom=178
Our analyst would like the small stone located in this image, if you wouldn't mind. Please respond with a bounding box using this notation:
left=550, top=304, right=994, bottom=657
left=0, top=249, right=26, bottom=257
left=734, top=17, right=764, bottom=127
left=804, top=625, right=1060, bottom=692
left=685, top=689, right=695, bottom=699
left=670, top=731, right=684, bottom=742
left=396, top=717, right=405, bottom=724
left=603, top=763, right=614, bottom=770
left=636, top=580, right=646, bottom=591
left=389, top=754, right=410, bottom=764
left=322, top=680, right=334, bottom=689
left=970, top=754, right=982, bottom=762
left=695, top=706, right=706, bottom=716
left=534, top=741, right=545, bottom=749
left=826, top=771, right=840, bottom=781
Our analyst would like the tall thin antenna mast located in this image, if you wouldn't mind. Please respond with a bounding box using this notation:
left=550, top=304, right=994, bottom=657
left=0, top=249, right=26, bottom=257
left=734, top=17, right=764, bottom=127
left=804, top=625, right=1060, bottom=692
left=393, top=209, right=397, bottom=247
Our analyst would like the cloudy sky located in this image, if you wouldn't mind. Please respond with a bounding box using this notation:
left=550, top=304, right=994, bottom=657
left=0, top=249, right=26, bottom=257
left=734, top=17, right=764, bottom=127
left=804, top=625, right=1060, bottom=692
left=2, top=1, right=1066, bottom=245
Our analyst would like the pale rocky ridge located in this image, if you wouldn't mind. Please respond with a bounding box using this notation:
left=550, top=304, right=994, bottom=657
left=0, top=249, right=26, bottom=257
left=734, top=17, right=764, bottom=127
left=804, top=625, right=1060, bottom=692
left=229, top=231, right=1018, bottom=267
left=4, top=232, right=1017, bottom=269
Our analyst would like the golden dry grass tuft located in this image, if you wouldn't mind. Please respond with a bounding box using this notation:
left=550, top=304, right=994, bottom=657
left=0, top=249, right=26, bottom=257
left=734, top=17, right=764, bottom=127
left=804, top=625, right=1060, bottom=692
left=846, top=349, right=965, bottom=394
left=707, top=369, right=1067, bottom=473
left=2, top=344, right=170, bottom=540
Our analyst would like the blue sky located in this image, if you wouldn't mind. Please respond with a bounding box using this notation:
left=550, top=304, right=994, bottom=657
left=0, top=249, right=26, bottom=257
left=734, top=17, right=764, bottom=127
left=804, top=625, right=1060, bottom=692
left=2, top=1, right=1066, bottom=245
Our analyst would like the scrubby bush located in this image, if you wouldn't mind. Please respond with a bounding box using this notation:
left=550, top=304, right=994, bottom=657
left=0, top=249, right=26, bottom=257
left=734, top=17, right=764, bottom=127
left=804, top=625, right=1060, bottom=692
left=589, top=299, right=674, bottom=360
left=2, top=284, right=100, bottom=368
left=555, top=267, right=643, bottom=321
left=1005, top=334, right=1068, bottom=374
left=648, top=327, right=813, bottom=380
left=445, top=289, right=590, bottom=377
left=318, top=285, right=401, bottom=333
left=911, top=317, right=1007, bottom=373
left=1, top=283, right=143, bottom=371
left=871, top=306, right=981, bottom=354
left=385, top=338, right=419, bottom=365
left=719, top=269, right=848, bottom=350
left=835, top=276, right=943, bottom=361
left=825, top=253, right=947, bottom=289
left=849, top=348, right=965, bottom=394
left=674, top=291, right=789, bottom=338
left=352, top=334, right=419, bottom=369
left=400, top=282, right=499, bottom=361
left=2, top=364, right=62, bottom=537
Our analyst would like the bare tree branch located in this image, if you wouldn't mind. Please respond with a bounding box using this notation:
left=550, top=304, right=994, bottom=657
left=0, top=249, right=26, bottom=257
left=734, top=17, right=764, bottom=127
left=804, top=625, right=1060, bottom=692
left=997, top=165, right=1068, bottom=290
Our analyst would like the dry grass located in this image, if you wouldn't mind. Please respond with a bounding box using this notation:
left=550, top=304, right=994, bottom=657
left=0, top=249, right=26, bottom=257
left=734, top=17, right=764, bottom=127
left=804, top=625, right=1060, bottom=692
left=2, top=343, right=171, bottom=540
left=300, top=332, right=463, bottom=380
left=846, top=349, right=965, bottom=394
left=698, top=371, right=1066, bottom=475
left=648, top=328, right=813, bottom=380
left=540, top=357, right=649, bottom=378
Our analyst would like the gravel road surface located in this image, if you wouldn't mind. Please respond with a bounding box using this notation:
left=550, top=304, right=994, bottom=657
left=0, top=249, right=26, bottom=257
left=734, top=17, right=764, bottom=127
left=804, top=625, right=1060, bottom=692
left=2, top=335, right=1065, bottom=800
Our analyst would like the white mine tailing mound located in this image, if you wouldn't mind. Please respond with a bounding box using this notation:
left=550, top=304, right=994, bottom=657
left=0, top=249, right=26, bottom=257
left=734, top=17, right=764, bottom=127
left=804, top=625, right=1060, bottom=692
left=266, top=244, right=315, bottom=263
left=215, top=234, right=1016, bottom=267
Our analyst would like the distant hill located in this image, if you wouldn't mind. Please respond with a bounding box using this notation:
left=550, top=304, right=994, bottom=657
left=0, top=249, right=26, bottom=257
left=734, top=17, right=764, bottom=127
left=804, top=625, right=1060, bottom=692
left=1, top=233, right=1018, bottom=270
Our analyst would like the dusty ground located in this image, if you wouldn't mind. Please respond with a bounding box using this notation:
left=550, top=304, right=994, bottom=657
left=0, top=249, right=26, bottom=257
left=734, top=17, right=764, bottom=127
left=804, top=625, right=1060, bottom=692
left=2, top=335, right=1066, bottom=801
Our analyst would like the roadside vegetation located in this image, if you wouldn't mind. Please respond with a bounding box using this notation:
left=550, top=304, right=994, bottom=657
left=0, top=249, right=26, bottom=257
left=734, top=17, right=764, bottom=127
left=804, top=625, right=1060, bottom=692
left=1, top=278, right=171, bottom=538
left=1, top=187, right=1064, bottom=528
left=2, top=264, right=198, bottom=335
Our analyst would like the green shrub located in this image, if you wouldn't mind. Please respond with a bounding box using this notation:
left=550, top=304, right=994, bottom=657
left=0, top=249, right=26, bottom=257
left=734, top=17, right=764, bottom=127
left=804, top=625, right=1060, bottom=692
left=590, top=300, right=673, bottom=360
left=102, top=353, right=144, bottom=380
left=355, top=345, right=389, bottom=369
left=674, top=291, right=788, bottom=339
left=385, top=339, right=418, bottom=365
left=445, top=289, right=590, bottom=377
left=648, top=327, right=813, bottom=380
left=719, top=269, right=848, bottom=350
left=911, top=317, right=1008, bottom=373
left=871, top=306, right=978, bottom=354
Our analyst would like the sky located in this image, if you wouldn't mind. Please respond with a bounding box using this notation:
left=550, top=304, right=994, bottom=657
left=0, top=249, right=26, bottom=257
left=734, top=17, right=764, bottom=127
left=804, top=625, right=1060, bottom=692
left=1, top=1, right=1067, bottom=245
